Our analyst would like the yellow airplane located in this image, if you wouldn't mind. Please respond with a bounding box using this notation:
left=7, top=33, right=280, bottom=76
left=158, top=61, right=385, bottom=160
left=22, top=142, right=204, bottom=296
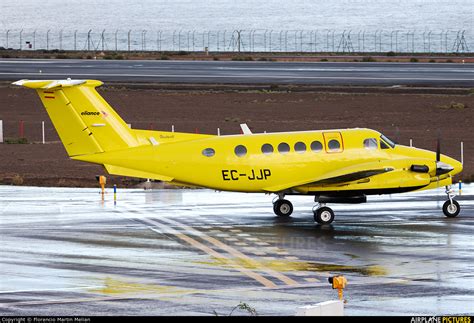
left=13, top=79, right=463, bottom=224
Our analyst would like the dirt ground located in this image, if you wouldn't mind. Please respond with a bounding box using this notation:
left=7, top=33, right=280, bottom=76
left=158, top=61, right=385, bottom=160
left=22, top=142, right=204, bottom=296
left=2, top=49, right=474, bottom=63
left=0, top=85, right=473, bottom=187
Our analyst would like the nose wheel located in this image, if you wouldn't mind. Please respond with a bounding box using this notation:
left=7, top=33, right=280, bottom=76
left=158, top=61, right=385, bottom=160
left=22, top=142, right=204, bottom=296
left=443, top=185, right=460, bottom=218
left=313, top=204, right=335, bottom=225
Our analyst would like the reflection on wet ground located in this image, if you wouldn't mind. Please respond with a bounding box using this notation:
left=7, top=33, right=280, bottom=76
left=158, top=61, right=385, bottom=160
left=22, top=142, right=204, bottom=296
left=0, top=185, right=473, bottom=315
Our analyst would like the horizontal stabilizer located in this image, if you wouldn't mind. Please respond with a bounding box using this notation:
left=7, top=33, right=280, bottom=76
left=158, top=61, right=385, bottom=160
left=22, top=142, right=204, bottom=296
left=13, top=79, right=90, bottom=89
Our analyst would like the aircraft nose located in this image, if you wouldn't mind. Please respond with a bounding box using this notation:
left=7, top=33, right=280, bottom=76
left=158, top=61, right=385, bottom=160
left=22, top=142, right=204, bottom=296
left=451, top=159, right=463, bottom=176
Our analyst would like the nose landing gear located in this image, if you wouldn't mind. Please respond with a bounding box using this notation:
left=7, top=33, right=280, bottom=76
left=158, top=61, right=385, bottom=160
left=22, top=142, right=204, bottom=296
left=443, top=185, right=460, bottom=218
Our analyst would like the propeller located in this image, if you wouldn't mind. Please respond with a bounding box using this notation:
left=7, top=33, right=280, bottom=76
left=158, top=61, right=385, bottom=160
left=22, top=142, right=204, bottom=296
left=435, top=133, right=454, bottom=176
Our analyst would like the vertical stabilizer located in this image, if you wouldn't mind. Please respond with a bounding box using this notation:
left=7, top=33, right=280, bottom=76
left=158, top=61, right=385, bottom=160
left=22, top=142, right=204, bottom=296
left=13, top=79, right=138, bottom=156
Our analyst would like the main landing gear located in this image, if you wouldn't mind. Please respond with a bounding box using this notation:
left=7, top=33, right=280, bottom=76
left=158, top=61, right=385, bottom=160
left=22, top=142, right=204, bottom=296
left=273, top=195, right=293, bottom=217
left=272, top=195, right=335, bottom=225
left=313, top=204, right=335, bottom=225
left=443, top=185, right=460, bottom=218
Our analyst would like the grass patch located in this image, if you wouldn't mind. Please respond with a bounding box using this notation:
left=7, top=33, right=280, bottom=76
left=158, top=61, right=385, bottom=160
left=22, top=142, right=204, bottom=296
left=4, top=137, right=28, bottom=144
left=12, top=174, right=24, bottom=185
left=410, top=57, right=419, bottom=62
left=362, top=56, right=376, bottom=62
left=437, top=102, right=467, bottom=110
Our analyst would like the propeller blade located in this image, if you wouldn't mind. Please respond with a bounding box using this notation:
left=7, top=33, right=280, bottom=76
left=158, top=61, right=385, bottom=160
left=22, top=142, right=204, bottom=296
left=436, top=133, right=441, bottom=162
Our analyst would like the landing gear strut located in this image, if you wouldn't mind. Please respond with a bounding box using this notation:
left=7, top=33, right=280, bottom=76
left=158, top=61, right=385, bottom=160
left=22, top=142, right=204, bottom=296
left=273, top=194, right=293, bottom=217
left=443, top=185, right=460, bottom=218
left=313, top=203, right=335, bottom=225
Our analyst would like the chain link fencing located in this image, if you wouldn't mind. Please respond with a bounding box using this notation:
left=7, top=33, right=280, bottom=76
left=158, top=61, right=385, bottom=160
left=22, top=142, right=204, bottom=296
left=0, top=29, right=471, bottom=53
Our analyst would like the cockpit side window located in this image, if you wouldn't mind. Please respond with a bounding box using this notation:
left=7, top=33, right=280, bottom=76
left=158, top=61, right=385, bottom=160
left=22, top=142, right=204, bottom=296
left=380, top=140, right=390, bottom=149
left=363, top=138, right=378, bottom=149
left=380, top=134, right=396, bottom=149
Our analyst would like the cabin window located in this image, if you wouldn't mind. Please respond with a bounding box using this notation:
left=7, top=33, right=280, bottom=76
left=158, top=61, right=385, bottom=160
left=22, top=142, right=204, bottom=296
left=234, top=145, right=247, bottom=157
left=363, top=138, right=378, bottom=149
left=311, top=140, right=323, bottom=152
left=380, top=141, right=390, bottom=149
left=328, top=139, right=341, bottom=151
left=202, top=148, right=215, bottom=157
left=294, top=141, right=306, bottom=153
left=278, top=142, right=290, bottom=154
left=261, top=143, right=274, bottom=155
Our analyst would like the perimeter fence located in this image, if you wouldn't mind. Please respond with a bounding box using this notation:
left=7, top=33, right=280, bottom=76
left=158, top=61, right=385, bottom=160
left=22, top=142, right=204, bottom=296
left=0, top=29, right=471, bottom=54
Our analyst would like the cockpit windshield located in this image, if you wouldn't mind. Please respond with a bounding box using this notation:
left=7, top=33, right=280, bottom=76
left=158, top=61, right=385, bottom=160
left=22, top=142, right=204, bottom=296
left=380, top=134, right=396, bottom=148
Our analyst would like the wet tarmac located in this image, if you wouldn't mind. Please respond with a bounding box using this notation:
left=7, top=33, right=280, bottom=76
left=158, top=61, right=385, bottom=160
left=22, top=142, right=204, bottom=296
left=0, top=185, right=473, bottom=316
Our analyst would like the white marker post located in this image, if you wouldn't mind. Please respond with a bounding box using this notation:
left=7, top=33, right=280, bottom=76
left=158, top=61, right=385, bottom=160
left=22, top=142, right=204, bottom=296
left=409, top=138, right=413, bottom=147
left=42, top=121, right=45, bottom=144
left=460, top=141, right=464, bottom=165
left=172, top=125, right=175, bottom=132
left=0, top=120, right=3, bottom=143
left=217, top=128, right=220, bottom=136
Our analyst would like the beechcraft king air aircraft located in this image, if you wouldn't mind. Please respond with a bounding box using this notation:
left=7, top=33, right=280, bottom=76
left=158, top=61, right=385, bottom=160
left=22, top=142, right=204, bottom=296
left=13, top=79, right=464, bottom=224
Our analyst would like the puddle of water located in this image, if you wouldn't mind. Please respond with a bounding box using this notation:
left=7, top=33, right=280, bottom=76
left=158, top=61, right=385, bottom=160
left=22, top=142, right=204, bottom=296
left=90, top=277, right=197, bottom=296
left=196, top=257, right=387, bottom=276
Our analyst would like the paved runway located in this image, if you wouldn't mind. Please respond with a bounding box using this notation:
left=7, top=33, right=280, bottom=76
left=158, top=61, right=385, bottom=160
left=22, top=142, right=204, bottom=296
left=0, top=185, right=473, bottom=316
left=0, top=59, right=473, bottom=86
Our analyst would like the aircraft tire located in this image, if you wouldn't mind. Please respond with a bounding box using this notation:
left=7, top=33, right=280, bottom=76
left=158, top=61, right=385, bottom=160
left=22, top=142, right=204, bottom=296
left=314, top=207, right=335, bottom=224
left=443, top=200, right=460, bottom=218
left=273, top=199, right=293, bottom=217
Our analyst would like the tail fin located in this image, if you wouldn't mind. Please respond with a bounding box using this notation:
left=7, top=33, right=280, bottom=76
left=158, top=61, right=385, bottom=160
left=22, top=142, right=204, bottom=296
left=13, top=79, right=138, bottom=156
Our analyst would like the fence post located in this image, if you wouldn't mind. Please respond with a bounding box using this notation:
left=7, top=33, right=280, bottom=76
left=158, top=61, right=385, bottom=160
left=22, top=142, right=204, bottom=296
left=0, top=120, right=3, bottom=143
left=87, top=29, right=92, bottom=51
left=47, top=29, right=50, bottom=50
left=59, top=29, right=63, bottom=50
left=101, top=29, right=106, bottom=51
left=74, top=30, right=77, bottom=50
left=42, top=121, right=45, bottom=144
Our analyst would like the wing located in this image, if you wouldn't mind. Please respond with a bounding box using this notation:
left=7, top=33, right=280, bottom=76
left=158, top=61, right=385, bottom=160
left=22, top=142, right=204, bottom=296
left=263, top=157, right=435, bottom=193
left=309, top=168, right=394, bottom=185
left=263, top=162, right=395, bottom=192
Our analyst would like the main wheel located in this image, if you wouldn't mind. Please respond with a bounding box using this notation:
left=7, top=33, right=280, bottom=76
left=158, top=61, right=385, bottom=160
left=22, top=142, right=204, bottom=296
left=273, top=199, right=293, bottom=217
left=314, top=206, right=335, bottom=224
left=443, top=200, right=460, bottom=218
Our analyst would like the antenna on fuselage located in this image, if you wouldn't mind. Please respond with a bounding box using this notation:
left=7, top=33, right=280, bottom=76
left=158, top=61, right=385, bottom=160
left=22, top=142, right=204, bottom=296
left=240, top=123, right=253, bottom=135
